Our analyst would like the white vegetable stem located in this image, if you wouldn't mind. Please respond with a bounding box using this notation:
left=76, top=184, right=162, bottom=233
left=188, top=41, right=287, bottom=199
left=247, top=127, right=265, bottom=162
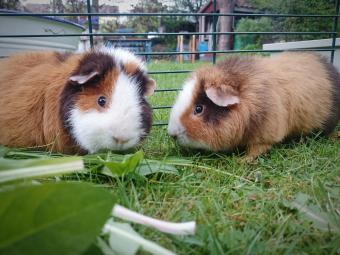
left=0, top=159, right=84, bottom=183
left=103, top=223, right=176, bottom=255
left=112, top=205, right=196, bottom=235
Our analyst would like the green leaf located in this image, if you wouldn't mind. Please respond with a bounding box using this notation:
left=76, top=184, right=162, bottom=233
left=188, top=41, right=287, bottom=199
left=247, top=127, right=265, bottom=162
left=0, top=157, right=84, bottom=183
left=102, top=151, right=144, bottom=176
left=85, top=152, right=187, bottom=178
left=0, top=182, right=115, bottom=255
left=83, top=242, right=105, bottom=255
left=96, top=237, right=115, bottom=255
left=136, top=161, right=178, bottom=176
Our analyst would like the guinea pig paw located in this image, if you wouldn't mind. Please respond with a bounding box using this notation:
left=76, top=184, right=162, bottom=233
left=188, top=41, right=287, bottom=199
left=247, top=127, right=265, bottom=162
left=240, top=155, right=257, bottom=164
left=242, top=144, right=272, bottom=164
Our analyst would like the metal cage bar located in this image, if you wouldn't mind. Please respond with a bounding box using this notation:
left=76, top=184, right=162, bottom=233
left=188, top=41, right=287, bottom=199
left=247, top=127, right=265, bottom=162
left=212, top=0, right=217, bottom=64
left=86, top=0, right=94, bottom=48
left=0, top=12, right=338, bottom=17
left=0, top=31, right=336, bottom=38
left=331, top=0, right=340, bottom=63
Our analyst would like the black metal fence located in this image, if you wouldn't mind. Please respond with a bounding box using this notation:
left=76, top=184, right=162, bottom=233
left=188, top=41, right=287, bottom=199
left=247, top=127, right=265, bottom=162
left=1, top=0, right=339, bottom=126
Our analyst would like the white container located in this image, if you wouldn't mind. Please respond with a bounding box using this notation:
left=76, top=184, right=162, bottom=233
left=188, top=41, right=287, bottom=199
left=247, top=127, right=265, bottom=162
left=0, top=10, right=84, bottom=56
left=263, top=38, right=340, bottom=70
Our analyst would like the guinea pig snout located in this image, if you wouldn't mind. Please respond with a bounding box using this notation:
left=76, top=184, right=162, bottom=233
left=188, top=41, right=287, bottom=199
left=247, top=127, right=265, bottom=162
left=169, top=134, right=178, bottom=141
left=112, top=136, right=128, bottom=145
left=168, top=125, right=186, bottom=142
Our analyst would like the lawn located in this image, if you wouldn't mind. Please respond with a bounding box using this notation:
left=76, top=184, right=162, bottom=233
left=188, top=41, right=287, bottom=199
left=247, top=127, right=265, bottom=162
left=1, top=60, right=340, bottom=255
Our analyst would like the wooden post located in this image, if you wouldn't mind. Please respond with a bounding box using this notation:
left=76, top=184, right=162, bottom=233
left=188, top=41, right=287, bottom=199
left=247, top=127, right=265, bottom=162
left=177, top=35, right=183, bottom=63
left=190, top=35, right=196, bottom=63
left=199, top=16, right=205, bottom=42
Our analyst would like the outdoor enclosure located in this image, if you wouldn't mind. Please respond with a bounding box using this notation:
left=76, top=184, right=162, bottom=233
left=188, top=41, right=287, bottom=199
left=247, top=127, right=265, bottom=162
left=1, top=0, right=340, bottom=126
left=1, top=1, right=340, bottom=255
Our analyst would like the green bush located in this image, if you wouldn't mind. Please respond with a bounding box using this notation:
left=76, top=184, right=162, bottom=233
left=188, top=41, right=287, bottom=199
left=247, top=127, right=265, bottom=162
left=234, top=17, right=273, bottom=50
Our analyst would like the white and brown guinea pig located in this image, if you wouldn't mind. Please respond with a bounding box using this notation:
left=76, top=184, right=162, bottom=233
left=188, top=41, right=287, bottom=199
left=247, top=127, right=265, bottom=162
left=168, top=52, right=340, bottom=160
left=0, top=47, right=156, bottom=154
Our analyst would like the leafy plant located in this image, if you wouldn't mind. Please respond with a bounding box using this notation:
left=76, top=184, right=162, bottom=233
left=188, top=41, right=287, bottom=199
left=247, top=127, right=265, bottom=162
left=0, top=182, right=115, bottom=255
left=250, top=0, right=338, bottom=41
left=0, top=148, right=198, bottom=255
left=235, top=17, right=273, bottom=50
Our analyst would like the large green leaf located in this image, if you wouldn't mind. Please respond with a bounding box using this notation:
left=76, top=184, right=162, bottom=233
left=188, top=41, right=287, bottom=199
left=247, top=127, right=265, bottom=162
left=0, top=182, right=115, bottom=255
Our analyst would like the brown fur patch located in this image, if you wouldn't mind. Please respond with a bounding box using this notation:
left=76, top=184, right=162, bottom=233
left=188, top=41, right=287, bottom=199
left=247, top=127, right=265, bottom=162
left=75, top=69, right=119, bottom=112
left=55, top=51, right=72, bottom=62
left=0, top=51, right=83, bottom=153
left=122, top=61, right=140, bottom=76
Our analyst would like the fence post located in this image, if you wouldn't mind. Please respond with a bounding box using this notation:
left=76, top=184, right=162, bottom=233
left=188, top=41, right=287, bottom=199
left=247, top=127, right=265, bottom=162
left=331, top=0, right=340, bottom=63
left=177, top=35, right=184, bottom=63
left=213, top=0, right=217, bottom=64
left=212, top=0, right=217, bottom=64
left=86, top=0, right=94, bottom=49
left=190, top=35, right=196, bottom=63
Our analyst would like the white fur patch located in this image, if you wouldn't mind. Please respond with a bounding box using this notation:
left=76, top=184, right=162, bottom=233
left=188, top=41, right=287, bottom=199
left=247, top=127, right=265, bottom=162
left=99, top=47, right=146, bottom=72
left=168, top=77, right=211, bottom=150
left=167, top=77, right=208, bottom=149
left=168, top=78, right=196, bottom=137
left=69, top=73, right=144, bottom=153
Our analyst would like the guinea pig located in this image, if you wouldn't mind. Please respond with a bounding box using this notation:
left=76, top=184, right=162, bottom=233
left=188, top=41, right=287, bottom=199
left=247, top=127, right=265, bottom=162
left=168, top=52, right=340, bottom=160
left=0, top=47, right=156, bottom=154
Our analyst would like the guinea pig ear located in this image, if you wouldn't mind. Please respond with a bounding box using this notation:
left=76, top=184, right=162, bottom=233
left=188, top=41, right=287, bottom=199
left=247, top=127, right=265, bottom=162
left=205, top=87, right=240, bottom=107
left=144, top=78, right=156, bottom=96
left=69, top=71, right=99, bottom=85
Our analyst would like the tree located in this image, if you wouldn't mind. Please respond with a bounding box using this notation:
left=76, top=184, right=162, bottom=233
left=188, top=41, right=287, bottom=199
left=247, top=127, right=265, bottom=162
left=0, top=0, right=21, bottom=10
left=173, top=0, right=209, bottom=23
left=235, top=17, right=273, bottom=50
left=174, top=0, right=208, bottom=12
left=51, top=0, right=64, bottom=13
left=64, top=0, right=86, bottom=22
left=101, top=18, right=120, bottom=33
left=250, top=0, right=337, bottom=40
left=127, top=0, right=168, bottom=33
left=217, top=0, right=236, bottom=50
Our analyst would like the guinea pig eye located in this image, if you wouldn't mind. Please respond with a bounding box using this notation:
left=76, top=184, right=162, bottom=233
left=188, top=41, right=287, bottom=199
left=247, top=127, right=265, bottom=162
left=97, top=96, right=106, bottom=107
left=194, top=105, right=204, bottom=115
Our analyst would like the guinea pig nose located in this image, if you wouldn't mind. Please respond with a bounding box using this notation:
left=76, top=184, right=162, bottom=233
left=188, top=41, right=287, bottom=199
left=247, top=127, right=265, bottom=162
left=113, top=137, right=127, bottom=145
left=170, top=134, right=178, bottom=141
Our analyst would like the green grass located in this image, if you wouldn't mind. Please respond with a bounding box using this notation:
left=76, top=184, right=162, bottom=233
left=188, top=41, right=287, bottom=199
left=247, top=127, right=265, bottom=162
left=3, top=60, right=340, bottom=254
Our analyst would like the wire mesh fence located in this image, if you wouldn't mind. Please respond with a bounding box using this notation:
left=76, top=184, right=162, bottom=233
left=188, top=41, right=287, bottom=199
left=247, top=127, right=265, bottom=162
left=1, top=0, right=339, bottom=126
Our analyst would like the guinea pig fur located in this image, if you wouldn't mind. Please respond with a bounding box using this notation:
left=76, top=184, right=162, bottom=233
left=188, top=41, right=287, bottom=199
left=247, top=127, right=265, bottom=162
left=0, top=48, right=156, bottom=154
left=168, top=52, right=340, bottom=160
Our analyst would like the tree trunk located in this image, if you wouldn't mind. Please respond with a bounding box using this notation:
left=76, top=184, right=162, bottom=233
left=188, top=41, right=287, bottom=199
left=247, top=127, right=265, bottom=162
left=216, top=0, right=236, bottom=50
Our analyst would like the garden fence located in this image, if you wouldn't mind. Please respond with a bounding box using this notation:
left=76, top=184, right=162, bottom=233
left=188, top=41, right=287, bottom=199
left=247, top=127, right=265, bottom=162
left=1, top=0, right=339, bottom=126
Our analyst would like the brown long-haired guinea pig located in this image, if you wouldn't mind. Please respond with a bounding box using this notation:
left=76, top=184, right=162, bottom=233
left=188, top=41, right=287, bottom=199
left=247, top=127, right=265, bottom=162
left=0, top=48, right=156, bottom=154
left=168, top=52, right=340, bottom=160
